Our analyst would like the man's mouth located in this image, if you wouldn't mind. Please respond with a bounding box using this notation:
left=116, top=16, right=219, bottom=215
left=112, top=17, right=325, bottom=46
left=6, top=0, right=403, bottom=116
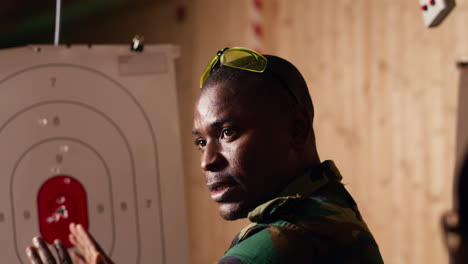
left=207, top=180, right=240, bottom=202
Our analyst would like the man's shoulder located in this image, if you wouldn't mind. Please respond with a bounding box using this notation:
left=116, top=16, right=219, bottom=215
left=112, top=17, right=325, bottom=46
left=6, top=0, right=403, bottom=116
left=220, top=218, right=383, bottom=264
left=220, top=188, right=383, bottom=264
left=220, top=221, right=325, bottom=264
left=248, top=181, right=366, bottom=228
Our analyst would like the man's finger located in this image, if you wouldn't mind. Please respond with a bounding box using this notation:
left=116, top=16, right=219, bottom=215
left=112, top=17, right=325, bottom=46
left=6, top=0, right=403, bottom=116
left=69, top=223, right=87, bottom=251
left=25, top=246, right=42, bottom=264
left=69, top=223, right=77, bottom=235
left=69, top=233, right=86, bottom=255
left=70, top=250, right=86, bottom=264
left=79, top=224, right=107, bottom=255
left=53, top=240, right=72, bottom=264
left=76, top=224, right=94, bottom=245
left=32, top=237, right=56, bottom=264
left=77, top=224, right=114, bottom=264
left=70, top=223, right=83, bottom=241
left=72, top=223, right=97, bottom=262
left=69, top=223, right=114, bottom=264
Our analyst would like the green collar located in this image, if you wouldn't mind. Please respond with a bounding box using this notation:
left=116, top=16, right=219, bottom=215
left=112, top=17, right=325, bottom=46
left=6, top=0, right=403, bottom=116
left=247, top=160, right=342, bottom=223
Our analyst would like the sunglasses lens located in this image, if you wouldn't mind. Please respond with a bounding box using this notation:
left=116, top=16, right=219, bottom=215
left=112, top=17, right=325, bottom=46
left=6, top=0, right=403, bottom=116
left=221, top=49, right=267, bottom=72
left=200, top=56, right=220, bottom=88
left=199, top=48, right=268, bottom=88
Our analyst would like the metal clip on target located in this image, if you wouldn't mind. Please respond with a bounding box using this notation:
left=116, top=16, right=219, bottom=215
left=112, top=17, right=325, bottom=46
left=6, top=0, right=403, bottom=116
left=130, top=35, right=144, bottom=52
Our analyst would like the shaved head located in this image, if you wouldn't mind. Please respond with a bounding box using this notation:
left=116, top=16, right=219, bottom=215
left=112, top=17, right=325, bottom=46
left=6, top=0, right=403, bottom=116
left=202, top=55, right=314, bottom=122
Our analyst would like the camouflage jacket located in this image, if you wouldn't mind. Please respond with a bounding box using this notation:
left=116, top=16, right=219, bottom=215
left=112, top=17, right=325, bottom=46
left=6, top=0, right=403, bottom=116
left=218, top=160, right=384, bottom=264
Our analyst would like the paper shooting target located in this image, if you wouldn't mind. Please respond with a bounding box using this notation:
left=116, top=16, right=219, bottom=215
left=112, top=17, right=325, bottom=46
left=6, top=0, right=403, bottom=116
left=0, top=45, right=189, bottom=264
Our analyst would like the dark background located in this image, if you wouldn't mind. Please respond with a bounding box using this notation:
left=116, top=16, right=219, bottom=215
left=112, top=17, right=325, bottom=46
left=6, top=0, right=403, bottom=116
left=0, top=0, right=186, bottom=49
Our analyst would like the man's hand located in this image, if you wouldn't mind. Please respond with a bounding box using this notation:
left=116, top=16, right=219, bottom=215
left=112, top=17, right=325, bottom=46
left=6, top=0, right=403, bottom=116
left=25, top=223, right=113, bottom=264
left=68, top=223, right=113, bottom=264
left=25, top=237, right=72, bottom=264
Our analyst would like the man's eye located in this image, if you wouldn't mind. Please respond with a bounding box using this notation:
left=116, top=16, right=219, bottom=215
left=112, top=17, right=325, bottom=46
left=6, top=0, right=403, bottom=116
left=195, top=138, right=206, bottom=148
left=221, top=129, right=236, bottom=139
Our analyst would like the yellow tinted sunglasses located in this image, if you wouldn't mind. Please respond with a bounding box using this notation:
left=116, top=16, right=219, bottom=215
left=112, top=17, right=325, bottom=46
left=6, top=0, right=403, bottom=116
left=199, top=47, right=267, bottom=88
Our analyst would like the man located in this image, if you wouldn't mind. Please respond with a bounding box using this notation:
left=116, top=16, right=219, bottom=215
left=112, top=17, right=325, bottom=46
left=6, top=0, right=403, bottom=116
left=26, top=47, right=383, bottom=263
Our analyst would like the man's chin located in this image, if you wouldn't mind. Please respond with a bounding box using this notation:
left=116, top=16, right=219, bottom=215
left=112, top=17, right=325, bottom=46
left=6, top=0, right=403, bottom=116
left=218, top=202, right=249, bottom=221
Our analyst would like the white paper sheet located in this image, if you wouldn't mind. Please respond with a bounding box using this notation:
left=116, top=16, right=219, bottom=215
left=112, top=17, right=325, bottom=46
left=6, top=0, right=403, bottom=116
left=0, top=45, right=189, bottom=264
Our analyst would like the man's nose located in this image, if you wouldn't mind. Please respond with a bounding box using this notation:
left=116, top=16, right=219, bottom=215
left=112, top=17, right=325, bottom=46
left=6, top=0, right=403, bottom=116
left=201, top=142, right=225, bottom=172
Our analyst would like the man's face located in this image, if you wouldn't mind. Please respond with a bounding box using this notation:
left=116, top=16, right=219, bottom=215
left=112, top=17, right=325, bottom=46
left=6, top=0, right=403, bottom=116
left=192, top=81, right=293, bottom=220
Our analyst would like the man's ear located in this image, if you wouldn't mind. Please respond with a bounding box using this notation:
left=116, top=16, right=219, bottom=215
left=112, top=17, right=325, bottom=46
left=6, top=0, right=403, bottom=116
left=290, top=107, right=312, bottom=149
